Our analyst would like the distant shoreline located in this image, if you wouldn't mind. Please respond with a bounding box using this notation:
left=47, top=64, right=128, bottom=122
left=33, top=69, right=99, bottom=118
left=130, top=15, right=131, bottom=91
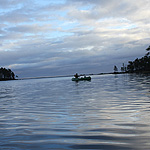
left=19, top=74, right=73, bottom=80
left=1, top=71, right=150, bottom=81
left=18, top=71, right=150, bottom=80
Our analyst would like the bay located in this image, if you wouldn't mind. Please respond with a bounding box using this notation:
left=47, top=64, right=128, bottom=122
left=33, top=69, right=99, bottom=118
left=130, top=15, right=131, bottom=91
left=0, top=74, right=150, bottom=150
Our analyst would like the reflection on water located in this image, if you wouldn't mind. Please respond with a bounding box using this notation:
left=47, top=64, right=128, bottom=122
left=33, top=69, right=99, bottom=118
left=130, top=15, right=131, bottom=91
left=0, top=74, right=150, bottom=149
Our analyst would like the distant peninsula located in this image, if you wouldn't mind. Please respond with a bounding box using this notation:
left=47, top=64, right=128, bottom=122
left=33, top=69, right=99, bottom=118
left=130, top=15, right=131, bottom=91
left=0, top=67, right=16, bottom=81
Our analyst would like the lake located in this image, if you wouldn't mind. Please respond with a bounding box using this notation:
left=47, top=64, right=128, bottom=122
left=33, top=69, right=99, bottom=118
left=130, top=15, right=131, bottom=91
left=0, top=74, right=150, bottom=150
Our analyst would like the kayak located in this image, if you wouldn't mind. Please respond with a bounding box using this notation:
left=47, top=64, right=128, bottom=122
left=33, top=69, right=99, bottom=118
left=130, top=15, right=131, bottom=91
left=72, top=76, right=91, bottom=81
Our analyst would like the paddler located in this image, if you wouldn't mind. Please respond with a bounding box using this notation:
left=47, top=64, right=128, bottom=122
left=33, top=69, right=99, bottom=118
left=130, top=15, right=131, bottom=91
left=74, top=73, right=79, bottom=78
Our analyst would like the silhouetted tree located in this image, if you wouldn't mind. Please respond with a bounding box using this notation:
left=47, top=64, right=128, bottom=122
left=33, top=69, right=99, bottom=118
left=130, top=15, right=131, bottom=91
left=114, top=65, right=118, bottom=73
left=121, top=63, right=125, bottom=72
left=127, top=61, right=134, bottom=72
left=11, top=71, right=15, bottom=80
left=0, top=67, right=15, bottom=80
left=126, top=46, right=150, bottom=73
left=146, top=45, right=150, bottom=56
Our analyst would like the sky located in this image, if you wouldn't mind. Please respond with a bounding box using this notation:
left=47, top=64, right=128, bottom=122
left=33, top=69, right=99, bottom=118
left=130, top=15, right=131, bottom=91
left=0, top=0, right=150, bottom=78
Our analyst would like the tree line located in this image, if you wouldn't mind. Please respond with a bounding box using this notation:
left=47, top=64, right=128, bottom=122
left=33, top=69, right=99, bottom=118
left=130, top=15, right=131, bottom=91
left=0, top=67, right=15, bottom=80
left=114, top=46, right=150, bottom=73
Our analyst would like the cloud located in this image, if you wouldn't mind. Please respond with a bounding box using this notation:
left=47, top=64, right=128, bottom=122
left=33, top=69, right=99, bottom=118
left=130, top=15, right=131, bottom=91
left=7, top=24, right=52, bottom=34
left=0, top=0, right=150, bottom=77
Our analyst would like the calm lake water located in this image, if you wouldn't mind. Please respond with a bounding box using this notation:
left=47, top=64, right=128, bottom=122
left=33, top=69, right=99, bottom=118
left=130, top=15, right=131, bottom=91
left=0, top=74, right=150, bottom=150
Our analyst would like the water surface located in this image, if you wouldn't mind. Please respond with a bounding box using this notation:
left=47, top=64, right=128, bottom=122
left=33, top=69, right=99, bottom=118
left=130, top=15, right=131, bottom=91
left=0, top=74, right=150, bottom=149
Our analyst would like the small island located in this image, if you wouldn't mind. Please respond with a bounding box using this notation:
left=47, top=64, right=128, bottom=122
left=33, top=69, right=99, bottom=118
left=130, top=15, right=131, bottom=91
left=0, top=67, right=16, bottom=81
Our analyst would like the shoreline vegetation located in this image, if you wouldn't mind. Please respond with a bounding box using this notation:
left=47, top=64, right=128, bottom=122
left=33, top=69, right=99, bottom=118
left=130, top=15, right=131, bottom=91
left=1, top=46, right=150, bottom=81
left=113, top=45, right=150, bottom=74
left=0, top=67, right=16, bottom=81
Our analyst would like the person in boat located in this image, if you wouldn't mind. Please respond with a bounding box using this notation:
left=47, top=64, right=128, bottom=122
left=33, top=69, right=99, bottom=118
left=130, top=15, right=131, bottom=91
left=74, top=73, right=79, bottom=78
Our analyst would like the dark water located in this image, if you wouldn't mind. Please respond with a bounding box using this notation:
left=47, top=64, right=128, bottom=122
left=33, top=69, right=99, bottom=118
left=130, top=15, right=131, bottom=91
left=0, top=74, right=150, bottom=150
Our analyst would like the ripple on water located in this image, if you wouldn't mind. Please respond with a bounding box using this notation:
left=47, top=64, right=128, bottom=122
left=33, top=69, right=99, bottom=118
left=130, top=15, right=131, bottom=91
left=0, top=74, right=150, bottom=149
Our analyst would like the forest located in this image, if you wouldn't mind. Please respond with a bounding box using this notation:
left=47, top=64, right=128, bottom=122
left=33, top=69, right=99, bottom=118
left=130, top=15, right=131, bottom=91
left=0, top=67, right=15, bottom=81
left=126, top=46, right=150, bottom=73
left=114, top=46, right=150, bottom=73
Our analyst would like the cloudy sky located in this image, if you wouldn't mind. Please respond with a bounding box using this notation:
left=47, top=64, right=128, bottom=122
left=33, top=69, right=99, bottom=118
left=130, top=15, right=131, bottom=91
left=0, top=0, right=150, bottom=78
